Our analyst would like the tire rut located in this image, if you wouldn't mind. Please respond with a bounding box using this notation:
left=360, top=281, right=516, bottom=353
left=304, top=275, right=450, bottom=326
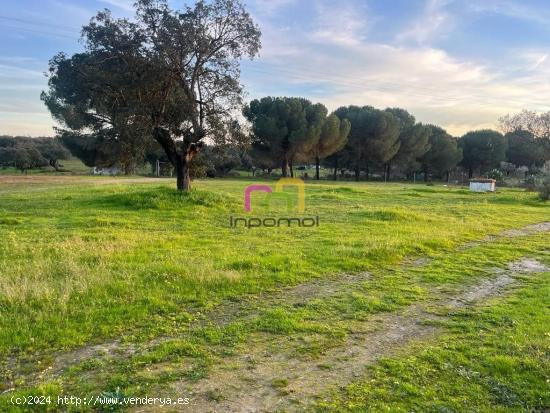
left=147, top=258, right=548, bottom=413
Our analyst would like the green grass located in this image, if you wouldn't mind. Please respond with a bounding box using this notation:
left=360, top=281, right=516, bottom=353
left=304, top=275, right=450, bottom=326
left=0, top=158, right=90, bottom=175
left=316, top=254, right=550, bottom=412
left=0, top=178, right=546, bottom=355
left=0, top=176, right=548, bottom=411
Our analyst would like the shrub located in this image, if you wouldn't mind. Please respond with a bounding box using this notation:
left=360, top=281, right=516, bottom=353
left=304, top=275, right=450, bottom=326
left=538, top=178, right=550, bottom=201
left=524, top=175, right=537, bottom=192
left=488, top=169, right=504, bottom=182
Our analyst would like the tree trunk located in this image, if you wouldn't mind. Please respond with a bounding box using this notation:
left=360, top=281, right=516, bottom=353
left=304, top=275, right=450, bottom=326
left=386, top=162, right=391, bottom=182
left=316, top=156, right=320, bottom=180
left=152, top=127, right=201, bottom=191
left=281, top=157, right=289, bottom=177
left=175, top=154, right=191, bottom=191
left=365, top=164, right=370, bottom=180
left=424, top=168, right=428, bottom=182
left=49, top=159, right=61, bottom=172
left=468, top=168, right=473, bottom=179
left=333, top=156, right=338, bottom=181
left=354, top=165, right=360, bottom=181
left=290, top=161, right=294, bottom=178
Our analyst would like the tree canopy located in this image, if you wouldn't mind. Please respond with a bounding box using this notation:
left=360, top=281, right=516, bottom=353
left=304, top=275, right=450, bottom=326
left=459, top=130, right=507, bottom=178
left=42, top=0, right=261, bottom=190
left=334, top=106, right=400, bottom=179
left=0, top=136, right=68, bottom=173
left=310, top=114, right=351, bottom=179
left=420, top=126, right=462, bottom=180
left=505, top=130, right=545, bottom=169
left=243, top=97, right=328, bottom=177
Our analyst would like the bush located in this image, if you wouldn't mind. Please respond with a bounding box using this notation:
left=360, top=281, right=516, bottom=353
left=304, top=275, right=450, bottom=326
left=524, top=174, right=537, bottom=192
left=488, top=168, right=504, bottom=182
left=538, top=178, right=550, bottom=201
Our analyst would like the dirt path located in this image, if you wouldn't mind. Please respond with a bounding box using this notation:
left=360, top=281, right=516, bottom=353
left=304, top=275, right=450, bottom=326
left=3, top=222, right=550, bottom=395
left=2, top=271, right=373, bottom=391
left=156, top=258, right=548, bottom=413
left=458, top=222, right=550, bottom=250
left=4, top=218, right=544, bottom=389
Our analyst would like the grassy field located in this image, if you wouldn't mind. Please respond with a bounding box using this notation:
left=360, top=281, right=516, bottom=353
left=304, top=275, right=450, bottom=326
left=0, top=158, right=91, bottom=175
left=0, top=176, right=548, bottom=412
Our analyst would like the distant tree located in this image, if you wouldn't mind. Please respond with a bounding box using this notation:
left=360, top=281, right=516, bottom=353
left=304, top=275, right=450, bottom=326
left=239, top=151, right=254, bottom=174
left=0, top=136, right=17, bottom=148
left=42, top=0, right=261, bottom=190
left=505, top=130, right=544, bottom=169
left=0, top=147, right=17, bottom=168
left=210, top=119, right=251, bottom=150
left=334, top=106, right=400, bottom=180
left=186, top=144, right=242, bottom=178
left=499, top=109, right=550, bottom=164
left=0, top=137, right=50, bottom=173
left=499, top=110, right=550, bottom=138
left=26, top=147, right=49, bottom=170
left=459, top=130, right=507, bottom=178
left=209, top=145, right=243, bottom=177
left=308, top=113, right=351, bottom=180
left=244, top=97, right=327, bottom=177
left=322, top=151, right=350, bottom=181
left=421, top=126, right=462, bottom=181
left=33, top=137, right=71, bottom=171
left=145, top=141, right=171, bottom=175
left=12, top=148, right=33, bottom=173
left=59, top=130, right=121, bottom=168
left=385, top=108, right=430, bottom=180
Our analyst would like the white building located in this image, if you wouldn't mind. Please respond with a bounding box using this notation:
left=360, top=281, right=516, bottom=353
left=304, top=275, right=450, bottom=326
left=469, top=178, right=496, bottom=192
left=91, top=166, right=121, bottom=176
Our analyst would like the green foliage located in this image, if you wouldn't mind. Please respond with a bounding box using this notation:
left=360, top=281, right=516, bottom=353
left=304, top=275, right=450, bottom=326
left=460, top=129, right=507, bottom=176
left=505, top=129, right=545, bottom=169
left=421, top=125, right=462, bottom=179
left=488, top=168, right=504, bottom=182
left=0, top=136, right=53, bottom=173
left=42, top=0, right=261, bottom=190
left=385, top=108, right=431, bottom=175
left=244, top=96, right=328, bottom=176
left=308, top=113, right=351, bottom=179
left=538, top=177, right=550, bottom=201
left=334, top=105, right=400, bottom=178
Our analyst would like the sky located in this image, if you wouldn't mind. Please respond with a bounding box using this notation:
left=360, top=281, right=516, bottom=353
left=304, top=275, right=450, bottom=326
left=1, top=0, right=550, bottom=136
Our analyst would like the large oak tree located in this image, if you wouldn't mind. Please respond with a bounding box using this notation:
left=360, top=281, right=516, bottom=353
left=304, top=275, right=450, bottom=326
left=42, top=0, right=261, bottom=190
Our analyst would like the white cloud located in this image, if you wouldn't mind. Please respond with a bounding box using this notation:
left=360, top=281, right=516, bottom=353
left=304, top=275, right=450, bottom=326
left=243, top=27, right=550, bottom=136
left=396, top=0, right=454, bottom=44
left=310, top=1, right=370, bottom=47
left=467, top=0, right=550, bottom=26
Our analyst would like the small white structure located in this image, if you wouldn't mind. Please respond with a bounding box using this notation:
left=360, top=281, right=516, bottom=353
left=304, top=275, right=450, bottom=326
left=469, top=178, right=496, bottom=192
left=91, top=166, right=120, bottom=176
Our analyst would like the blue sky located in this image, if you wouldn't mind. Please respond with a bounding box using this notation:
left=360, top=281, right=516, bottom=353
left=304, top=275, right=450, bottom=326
left=2, top=0, right=550, bottom=136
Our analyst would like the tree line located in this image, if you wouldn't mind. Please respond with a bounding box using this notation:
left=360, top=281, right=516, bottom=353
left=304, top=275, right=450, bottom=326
left=0, top=136, right=70, bottom=173
left=242, top=101, right=550, bottom=182
left=2, top=0, right=546, bottom=188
